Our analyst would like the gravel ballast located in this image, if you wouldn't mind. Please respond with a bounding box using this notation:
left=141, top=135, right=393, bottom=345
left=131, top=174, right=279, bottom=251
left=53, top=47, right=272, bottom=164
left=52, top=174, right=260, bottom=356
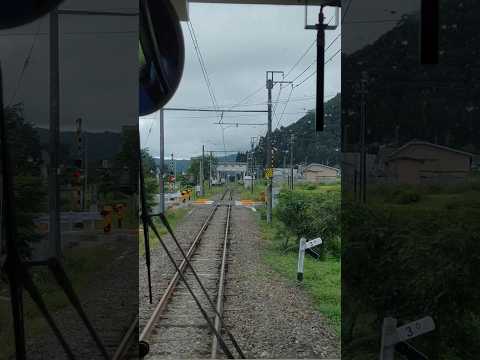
left=139, top=190, right=340, bottom=359
left=221, top=205, right=340, bottom=359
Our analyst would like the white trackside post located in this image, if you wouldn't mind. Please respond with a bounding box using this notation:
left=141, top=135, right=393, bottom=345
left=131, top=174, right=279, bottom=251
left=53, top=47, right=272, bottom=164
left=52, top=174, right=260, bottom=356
left=380, top=317, right=397, bottom=360
left=297, top=237, right=322, bottom=282
left=297, top=238, right=306, bottom=282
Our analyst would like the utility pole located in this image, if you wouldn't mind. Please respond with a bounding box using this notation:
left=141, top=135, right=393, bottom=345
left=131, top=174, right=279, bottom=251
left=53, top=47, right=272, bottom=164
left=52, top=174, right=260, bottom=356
left=266, top=71, right=292, bottom=224
left=209, top=151, right=212, bottom=189
left=159, top=109, right=165, bottom=213
left=170, top=153, right=176, bottom=192
left=283, top=153, right=287, bottom=186
left=290, top=134, right=295, bottom=190
left=420, top=0, right=439, bottom=64
left=74, top=117, right=85, bottom=211
left=83, top=130, right=88, bottom=210
left=359, top=71, right=368, bottom=204
left=316, top=9, right=325, bottom=132
left=49, top=9, right=61, bottom=258
left=250, top=137, right=256, bottom=193
left=266, top=73, right=274, bottom=224
left=173, top=155, right=176, bottom=181
left=305, top=5, right=338, bottom=131
left=200, top=145, right=205, bottom=196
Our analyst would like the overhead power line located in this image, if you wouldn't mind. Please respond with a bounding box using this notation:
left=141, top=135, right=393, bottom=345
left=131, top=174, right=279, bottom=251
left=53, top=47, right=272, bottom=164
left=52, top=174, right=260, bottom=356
left=141, top=111, right=308, bottom=120
left=294, top=48, right=341, bottom=89
left=8, top=19, right=42, bottom=106
left=166, top=95, right=321, bottom=111
left=326, top=32, right=341, bottom=52
left=229, top=85, right=264, bottom=109
left=284, top=8, right=340, bottom=81
left=144, top=113, right=157, bottom=147
left=164, top=107, right=267, bottom=113
left=285, top=38, right=316, bottom=79
left=213, top=122, right=267, bottom=126
left=289, top=30, right=341, bottom=84
left=291, top=60, right=316, bottom=83
left=342, top=0, right=353, bottom=24
left=275, top=84, right=294, bottom=129
left=238, top=95, right=320, bottom=107
left=272, top=83, right=284, bottom=123
left=187, top=21, right=220, bottom=118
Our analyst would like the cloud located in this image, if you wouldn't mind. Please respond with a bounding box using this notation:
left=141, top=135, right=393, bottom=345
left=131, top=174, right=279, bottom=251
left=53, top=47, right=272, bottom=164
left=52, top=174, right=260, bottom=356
left=141, top=3, right=341, bottom=159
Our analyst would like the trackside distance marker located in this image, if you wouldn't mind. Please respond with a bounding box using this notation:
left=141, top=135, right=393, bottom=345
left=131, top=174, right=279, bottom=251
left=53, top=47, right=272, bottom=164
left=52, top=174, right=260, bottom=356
left=305, top=237, right=322, bottom=249
left=380, top=316, right=435, bottom=360
left=396, top=317, right=435, bottom=344
left=297, top=237, right=322, bottom=282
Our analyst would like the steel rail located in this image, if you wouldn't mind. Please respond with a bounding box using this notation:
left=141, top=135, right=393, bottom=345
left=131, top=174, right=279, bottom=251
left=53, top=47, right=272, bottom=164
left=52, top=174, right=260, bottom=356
left=139, top=189, right=228, bottom=342
left=111, top=315, right=138, bottom=360
left=211, top=191, right=232, bottom=358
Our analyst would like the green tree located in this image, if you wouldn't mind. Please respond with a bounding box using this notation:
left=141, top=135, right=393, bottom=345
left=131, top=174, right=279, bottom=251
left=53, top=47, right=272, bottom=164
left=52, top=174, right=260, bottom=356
left=3, top=104, right=47, bottom=257
left=186, top=154, right=217, bottom=184
left=114, top=127, right=140, bottom=194
left=141, top=148, right=158, bottom=212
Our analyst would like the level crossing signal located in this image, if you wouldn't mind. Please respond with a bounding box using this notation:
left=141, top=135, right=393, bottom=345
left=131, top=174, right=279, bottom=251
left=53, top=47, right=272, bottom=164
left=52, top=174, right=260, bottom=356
left=264, top=168, right=273, bottom=179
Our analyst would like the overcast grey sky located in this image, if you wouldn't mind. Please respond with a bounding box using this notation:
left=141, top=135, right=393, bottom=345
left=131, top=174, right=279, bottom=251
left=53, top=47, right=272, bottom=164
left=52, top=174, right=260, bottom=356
left=140, top=3, right=342, bottom=159
left=139, top=0, right=417, bottom=159
left=0, top=0, right=417, bottom=159
left=0, top=0, right=137, bottom=134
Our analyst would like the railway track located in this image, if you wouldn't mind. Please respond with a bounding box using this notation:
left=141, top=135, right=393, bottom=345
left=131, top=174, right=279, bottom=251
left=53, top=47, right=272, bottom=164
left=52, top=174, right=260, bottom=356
left=138, top=188, right=240, bottom=359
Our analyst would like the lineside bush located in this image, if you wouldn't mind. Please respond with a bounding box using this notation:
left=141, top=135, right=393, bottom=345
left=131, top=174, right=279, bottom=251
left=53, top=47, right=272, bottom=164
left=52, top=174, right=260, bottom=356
left=275, top=186, right=340, bottom=259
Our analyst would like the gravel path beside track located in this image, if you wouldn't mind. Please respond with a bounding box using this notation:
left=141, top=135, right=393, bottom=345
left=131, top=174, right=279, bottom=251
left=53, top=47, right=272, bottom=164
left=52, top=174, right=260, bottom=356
left=221, top=205, right=341, bottom=359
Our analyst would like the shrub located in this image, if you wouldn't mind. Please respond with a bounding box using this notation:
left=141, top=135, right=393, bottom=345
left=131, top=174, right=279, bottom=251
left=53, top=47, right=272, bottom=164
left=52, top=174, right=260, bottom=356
left=342, top=200, right=480, bottom=358
left=275, top=187, right=340, bottom=258
left=389, top=188, right=421, bottom=204
left=326, top=235, right=341, bottom=259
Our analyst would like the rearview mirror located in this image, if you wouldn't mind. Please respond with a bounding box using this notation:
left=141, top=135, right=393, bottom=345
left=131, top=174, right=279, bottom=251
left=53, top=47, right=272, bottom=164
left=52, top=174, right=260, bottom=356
left=139, top=0, right=185, bottom=116
left=0, top=1, right=64, bottom=29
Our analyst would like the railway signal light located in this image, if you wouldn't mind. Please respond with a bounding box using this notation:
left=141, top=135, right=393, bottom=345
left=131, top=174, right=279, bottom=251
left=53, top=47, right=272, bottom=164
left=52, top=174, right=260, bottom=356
left=72, top=169, right=82, bottom=184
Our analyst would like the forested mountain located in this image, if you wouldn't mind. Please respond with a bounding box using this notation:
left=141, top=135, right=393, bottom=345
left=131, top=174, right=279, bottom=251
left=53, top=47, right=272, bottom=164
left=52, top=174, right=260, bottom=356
left=251, top=93, right=340, bottom=168
left=343, top=0, right=480, bottom=154
left=36, top=128, right=123, bottom=162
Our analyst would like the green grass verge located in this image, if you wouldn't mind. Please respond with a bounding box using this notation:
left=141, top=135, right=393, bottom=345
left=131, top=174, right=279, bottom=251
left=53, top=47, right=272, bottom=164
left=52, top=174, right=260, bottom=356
left=202, top=183, right=225, bottom=200
left=259, top=218, right=341, bottom=335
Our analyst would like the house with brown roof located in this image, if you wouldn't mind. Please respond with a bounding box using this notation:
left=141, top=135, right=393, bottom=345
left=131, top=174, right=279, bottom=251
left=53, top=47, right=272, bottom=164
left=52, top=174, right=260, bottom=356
left=384, top=141, right=473, bottom=185
left=299, top=163, right=339, bottom=183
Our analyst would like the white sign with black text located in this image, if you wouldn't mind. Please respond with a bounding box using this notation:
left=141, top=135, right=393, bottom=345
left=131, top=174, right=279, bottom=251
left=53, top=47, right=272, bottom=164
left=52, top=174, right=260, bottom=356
left=297, top=236, right=322, bottom=282
left=305, top=237, right=322, bottom=249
